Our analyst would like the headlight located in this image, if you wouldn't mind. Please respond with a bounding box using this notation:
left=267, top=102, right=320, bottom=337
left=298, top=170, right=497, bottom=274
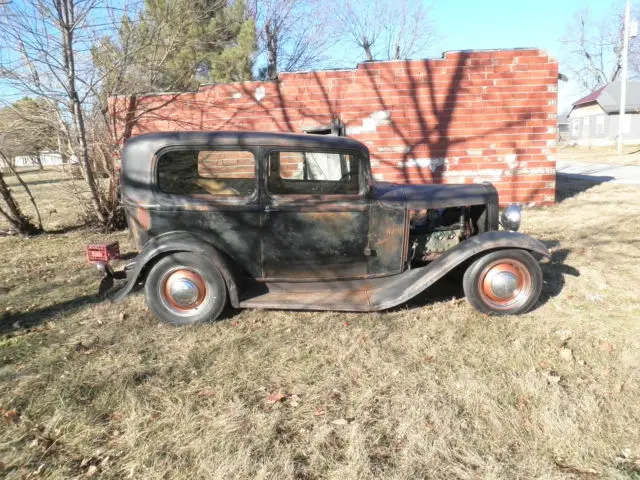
left=501, top=204, right=522, bottom=231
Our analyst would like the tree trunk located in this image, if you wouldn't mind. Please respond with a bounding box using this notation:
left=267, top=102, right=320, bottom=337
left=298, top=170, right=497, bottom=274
left=58, top=0, right=106, bottom=224
left=265, top=21, right=279, bottom=80
left=362, top=37, right=374, bottom=61
left=0, top=169, right=41, bottom=235
left=393, top=39, right=400, bottom=60
left=0, top=150, right=43, bottom=231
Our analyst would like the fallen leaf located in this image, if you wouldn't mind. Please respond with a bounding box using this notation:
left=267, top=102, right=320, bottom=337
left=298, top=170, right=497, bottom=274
left=266, top=392, right=286, bottom=403
left=1, top=408, right=19, bottom=424
left=558, top=348, right=573, bottom=362
left=314, top=408, right=325, bottom=416
left=231, top=321, right=238, bottom=327
left=110, top=412, right=122, bottom=421
left=516, top=396, right=529, bottom=410
left=197, top=389, right=216, bottom=398
left=343, top=321, right=349, bottom=327
left=598, top=340, right=613, bottom=353
left=554, top=457, right=600, bottom=475
left=119, top=312, right=127, bottom=322
left=331, top=418, right=348, bottom=426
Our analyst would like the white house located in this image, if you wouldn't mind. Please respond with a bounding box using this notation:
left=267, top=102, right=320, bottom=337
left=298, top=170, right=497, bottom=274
left=568, top=80, right=640, bottom=146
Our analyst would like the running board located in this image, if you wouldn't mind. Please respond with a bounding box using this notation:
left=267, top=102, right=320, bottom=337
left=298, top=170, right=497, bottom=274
left=237, top=270, right=422, bottom=312
left=239, top=286, right=372, bottom=311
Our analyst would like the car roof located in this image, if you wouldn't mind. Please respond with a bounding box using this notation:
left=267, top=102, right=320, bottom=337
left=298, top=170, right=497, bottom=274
left=120, top=131, right=370, bottom=206
left=123, top=131, right=369, bottom=153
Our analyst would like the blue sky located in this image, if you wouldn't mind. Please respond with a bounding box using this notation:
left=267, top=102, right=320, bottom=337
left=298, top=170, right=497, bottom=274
left=0, top=0, right=620, bottom=113
left=423, top=0, right=617, bottom=112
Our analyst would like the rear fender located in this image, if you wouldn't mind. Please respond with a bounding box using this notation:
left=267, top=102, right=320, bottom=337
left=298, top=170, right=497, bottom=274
left=110, top=231, right=240, bottom=307
left=368, top=231, right=550, bottom=310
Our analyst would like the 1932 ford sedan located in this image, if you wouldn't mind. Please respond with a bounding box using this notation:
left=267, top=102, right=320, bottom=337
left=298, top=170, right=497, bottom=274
left=102, top=131, right=550, bottom=325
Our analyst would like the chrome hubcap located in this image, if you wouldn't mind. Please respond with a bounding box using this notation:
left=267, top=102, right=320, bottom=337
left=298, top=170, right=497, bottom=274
left=479, top=259, right=532, bottom=310
left=491, top=271, right=519, bottom=299
left=161, top=269, right=207, bottom=313
left=169, top=278, right=200, bottom=307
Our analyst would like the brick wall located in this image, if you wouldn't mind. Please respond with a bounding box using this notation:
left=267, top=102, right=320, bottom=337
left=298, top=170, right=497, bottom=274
left=110, top=48, right=559, bottom=205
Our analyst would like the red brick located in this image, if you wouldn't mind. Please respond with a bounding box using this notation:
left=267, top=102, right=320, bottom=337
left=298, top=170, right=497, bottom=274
left=110, top=48, right=558, bottom=204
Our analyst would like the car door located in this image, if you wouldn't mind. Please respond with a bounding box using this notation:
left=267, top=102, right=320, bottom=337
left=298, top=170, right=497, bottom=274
left=153, top=146, right=262, bottom=278
left=260, top=147, right=370, bottom=281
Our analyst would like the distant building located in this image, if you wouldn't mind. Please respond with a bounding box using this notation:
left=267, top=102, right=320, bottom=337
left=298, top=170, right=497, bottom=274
left=557, top=113, right=569, bottom=142
left=568, top=80, right=640, bottom=145
left=0, top=151, right=74, bottom=168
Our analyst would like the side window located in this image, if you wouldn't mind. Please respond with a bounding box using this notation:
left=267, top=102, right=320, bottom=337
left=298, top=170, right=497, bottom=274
left=571, top=119, right=580, bottom=137
left=268, top=150, right=360, bottom=195
left=157, top=149, right=255, bottom=197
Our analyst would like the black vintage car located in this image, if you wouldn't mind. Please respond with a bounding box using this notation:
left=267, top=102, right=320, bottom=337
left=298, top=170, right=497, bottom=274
left=100, top=131, right=550, bottom=325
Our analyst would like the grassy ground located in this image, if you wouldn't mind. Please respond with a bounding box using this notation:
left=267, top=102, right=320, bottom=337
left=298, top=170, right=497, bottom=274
left=1, top=169, right=639, bottom=479
left=557, top=144, right=640, bottom=166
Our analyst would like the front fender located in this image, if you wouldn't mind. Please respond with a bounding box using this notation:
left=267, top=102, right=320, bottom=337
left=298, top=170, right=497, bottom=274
left=110, top=231, right=240, bottom=307
left=368, top=231, right=550, bottom=310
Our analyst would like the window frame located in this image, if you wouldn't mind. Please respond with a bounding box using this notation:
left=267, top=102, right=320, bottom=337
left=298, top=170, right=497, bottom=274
left=262, top=146, right=369, bottom=201
left=152, top=145, right=259, bottom=205
left=571, top=118, right=580, bottom=137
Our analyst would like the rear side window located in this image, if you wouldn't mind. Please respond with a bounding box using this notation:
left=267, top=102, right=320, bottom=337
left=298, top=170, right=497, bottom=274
left=157, top=149, right=255, bottom=197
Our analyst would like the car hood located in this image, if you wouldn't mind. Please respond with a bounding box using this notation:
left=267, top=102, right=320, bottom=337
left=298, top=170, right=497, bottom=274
left=372, top=182, right=499, bottom=210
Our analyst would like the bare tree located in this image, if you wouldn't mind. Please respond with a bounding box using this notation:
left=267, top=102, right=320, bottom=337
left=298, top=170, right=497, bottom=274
left=249, top=0, right=334, bottom=79
left=335, top=0, right=437, bottom=62
left=0, top=99, right=58, bottom=167
left=561, top=8, right=625, bottom=92
left=560, top=5, right=640, bottom=92
left=0, top=0, right=112, bottom=223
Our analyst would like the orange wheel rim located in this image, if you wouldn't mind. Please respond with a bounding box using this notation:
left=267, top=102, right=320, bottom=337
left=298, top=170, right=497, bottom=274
left=161, top=269, right=207, bottom=311
left=478, top=259, right=532, bottom=310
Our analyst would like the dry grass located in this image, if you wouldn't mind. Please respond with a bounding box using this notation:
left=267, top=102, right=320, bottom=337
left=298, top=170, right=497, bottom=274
left=557, top=144, right=640, bottom=166
left=1, top=170, right=640, bottom=479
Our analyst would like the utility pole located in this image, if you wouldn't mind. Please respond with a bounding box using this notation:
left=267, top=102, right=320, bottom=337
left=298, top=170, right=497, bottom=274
left=618, top=0, right=632, bottom=153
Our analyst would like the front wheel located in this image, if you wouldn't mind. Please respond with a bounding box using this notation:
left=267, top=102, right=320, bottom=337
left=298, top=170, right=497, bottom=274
left=463, top=249, right=542, bottom=315
left=144, top=252, right=227, bottom=325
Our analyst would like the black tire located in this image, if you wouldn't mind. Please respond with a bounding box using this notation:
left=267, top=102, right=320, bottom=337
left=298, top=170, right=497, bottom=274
left=463, top=249, right=542, bottom=315
left=144, top=252, right=227, bottom=325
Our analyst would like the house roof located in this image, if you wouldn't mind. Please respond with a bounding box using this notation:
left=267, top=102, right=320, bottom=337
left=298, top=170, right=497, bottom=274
left=572, top=81, right=640, bottom=114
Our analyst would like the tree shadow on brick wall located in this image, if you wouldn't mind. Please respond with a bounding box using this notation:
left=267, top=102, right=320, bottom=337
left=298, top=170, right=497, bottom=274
left=118, top=52, right=535, bottom=190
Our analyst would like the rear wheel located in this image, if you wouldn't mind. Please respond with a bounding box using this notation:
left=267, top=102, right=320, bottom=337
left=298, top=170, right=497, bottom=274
left=463, top=249, right=542, bottom=315
left=144, top=252, right=227, bottom=325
